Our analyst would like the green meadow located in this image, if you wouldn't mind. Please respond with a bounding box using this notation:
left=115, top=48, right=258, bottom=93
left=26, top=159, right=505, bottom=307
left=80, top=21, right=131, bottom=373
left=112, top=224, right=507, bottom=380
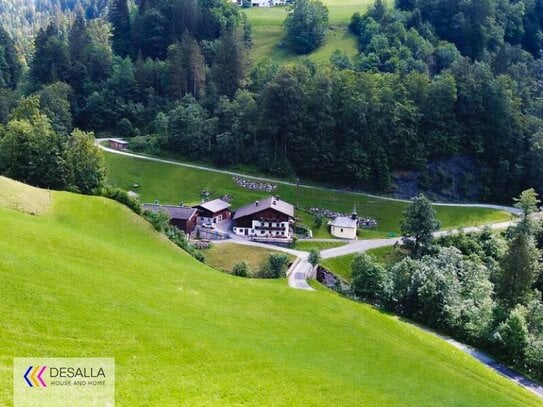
left=244, top=0, right=372, bottom=64
left=204, top=242, right=295, bottom=272
left=0, top=176, right=539, bottom=405
left=322, top=246, right=405, bottom=280
left=294, top=240, right=346, bottom=251
left=104, top=152, right=513, bottom=238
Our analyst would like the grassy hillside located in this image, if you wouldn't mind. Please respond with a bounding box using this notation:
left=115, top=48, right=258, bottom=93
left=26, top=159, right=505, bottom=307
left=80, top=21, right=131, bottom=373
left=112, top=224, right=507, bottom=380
left=0, top=176, right=51, bottom=215
left=104, top=152, right=512, bottom=239
left=0, top=178, right=539, bottom=405
left=245, top=0, right=371, bottom=64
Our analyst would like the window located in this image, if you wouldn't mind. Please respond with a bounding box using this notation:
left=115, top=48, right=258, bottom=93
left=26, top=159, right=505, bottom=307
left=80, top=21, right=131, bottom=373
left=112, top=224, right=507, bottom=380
left=341, top=228, right=343, bottom=232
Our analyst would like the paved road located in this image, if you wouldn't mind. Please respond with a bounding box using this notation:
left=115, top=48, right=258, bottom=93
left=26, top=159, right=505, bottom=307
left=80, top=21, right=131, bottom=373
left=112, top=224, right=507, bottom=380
left=320, top=219, right=517, bottom=260
left=287, top=258, right=313, bottom=290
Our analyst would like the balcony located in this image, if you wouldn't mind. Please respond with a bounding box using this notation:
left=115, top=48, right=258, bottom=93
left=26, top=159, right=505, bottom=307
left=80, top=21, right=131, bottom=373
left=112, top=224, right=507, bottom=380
left=254, top=225, right=286, bottom=231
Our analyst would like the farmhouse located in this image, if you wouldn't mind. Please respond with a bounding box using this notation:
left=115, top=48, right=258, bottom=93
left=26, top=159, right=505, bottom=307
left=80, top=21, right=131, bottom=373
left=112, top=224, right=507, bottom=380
left=233, top=196, right=294, bottom=239
left=109, top=138, right=128, bottom=150
left=192, top=199, right=231, bottom=226
left=142, top=204, right=198, bottom=234
left=329, top=208, right=358, bottom=240
left=232, top=0, right=286, bottom=7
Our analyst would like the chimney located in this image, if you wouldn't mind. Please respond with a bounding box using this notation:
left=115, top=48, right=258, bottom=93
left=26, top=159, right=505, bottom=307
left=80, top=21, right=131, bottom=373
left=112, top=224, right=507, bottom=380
left=276, top=195, right=280, bottom=201
left=255, top=200, right=259, bottom=206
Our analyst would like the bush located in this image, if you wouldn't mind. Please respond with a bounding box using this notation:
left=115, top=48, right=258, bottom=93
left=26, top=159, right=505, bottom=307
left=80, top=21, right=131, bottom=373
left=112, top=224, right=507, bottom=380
left=351, top=253, right=385, bottom=302
left=129, top=135, right=157, bottom=153
left=308, top=249, right=321, bottom=268
left=314, top=215, right=323, bottom=228
left=256, top=253, right=289, bottom=278
left=232, top=261, right=249, bottom=277
left=99, top=185, right=141, bottom=214
left=142, top=209, right=170, bottom=232
left=191, top=250, right=205, bottom=263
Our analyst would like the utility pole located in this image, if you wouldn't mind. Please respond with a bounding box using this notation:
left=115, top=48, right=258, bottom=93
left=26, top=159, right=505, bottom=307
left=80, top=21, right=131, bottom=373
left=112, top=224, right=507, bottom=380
left=296, top=177, right=300, bottom=209
left=282, top=152, right=301, bottom=209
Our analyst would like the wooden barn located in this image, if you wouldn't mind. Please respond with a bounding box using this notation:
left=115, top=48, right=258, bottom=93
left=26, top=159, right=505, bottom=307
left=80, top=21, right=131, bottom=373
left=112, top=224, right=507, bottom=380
left=109, top=138, right=129, bottom=150
left=142, top=204, right=198, bottom=235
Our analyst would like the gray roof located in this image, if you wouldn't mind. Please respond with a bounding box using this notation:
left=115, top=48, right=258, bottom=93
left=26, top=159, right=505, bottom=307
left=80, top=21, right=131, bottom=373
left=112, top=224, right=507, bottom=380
left=142, top=204, right=197, bottom=220
left=109, top=138, right=128, bottom=144
left=330, top=216, right=357, bottom=228
left=233, top=196, right=294, bottom=220
left=194, top=199, right=231, bottom=213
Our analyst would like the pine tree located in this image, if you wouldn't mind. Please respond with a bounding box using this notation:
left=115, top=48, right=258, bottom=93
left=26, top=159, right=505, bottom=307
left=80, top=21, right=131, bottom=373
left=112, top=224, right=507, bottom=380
left=110, top=0, right=132, bottom=57
left=167, top=33, right=205, bottom=100
left=400, top=194, right=440, bottom=257
left=498, top=232, right=541, bottom=309
left=68, top=10, right=90, bottom=98
left=211, top=29, right=246, bottom=98
left=0, top=26, right=22, bottom=89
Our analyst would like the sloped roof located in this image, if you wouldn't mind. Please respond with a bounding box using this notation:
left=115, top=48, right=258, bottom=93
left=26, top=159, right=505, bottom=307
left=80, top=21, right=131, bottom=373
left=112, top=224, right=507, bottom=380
left=142, top=204, right=197, bottom=220
left=109, top=138, right=128, bottom=145
left=330, top=216, right=357, bottom=228
left=194, top=199, right=231, bottom=213
left=233, top=196, right=294, bottom=220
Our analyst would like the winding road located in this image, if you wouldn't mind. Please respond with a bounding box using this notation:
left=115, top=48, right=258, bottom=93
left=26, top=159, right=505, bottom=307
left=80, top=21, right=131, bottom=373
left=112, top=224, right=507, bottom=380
left=99, top=139, right=542, bottom=399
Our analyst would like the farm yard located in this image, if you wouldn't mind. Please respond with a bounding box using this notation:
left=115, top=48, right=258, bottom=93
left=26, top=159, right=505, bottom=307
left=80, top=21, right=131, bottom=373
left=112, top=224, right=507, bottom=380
left=104, top=152, right=513, bottom=239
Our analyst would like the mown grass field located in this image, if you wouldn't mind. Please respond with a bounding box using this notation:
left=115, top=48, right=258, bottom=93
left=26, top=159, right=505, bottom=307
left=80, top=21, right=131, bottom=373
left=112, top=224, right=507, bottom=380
left=0, top=177, right=539, bottom=405
left=0, top=176, right=51, bottom=215
left=322, top=252, right=357, bottom=280
left=104, top=152, right=513, bottom=239
left=294, top=240, right=346, bottom=251
left=204, top=242, right=294, bottom=272
left=322, top=246, right=405, bottom=280
left=244, top=0, right=371, bottom=64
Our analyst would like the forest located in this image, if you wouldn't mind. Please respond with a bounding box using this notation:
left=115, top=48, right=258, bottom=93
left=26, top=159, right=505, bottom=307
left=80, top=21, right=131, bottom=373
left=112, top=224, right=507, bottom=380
left=0, top=0, right=542, bottom=201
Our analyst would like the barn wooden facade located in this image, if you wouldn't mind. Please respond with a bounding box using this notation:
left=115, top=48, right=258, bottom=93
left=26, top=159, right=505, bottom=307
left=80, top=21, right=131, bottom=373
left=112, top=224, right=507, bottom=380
left=142, top=204, right=198, bottom=234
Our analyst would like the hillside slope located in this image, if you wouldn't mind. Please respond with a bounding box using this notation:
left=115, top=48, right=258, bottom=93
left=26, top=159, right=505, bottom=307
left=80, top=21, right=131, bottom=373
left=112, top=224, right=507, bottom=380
left=104, top=151, right=512, bottom=239
left=0, top=178, right=539, bottom=405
